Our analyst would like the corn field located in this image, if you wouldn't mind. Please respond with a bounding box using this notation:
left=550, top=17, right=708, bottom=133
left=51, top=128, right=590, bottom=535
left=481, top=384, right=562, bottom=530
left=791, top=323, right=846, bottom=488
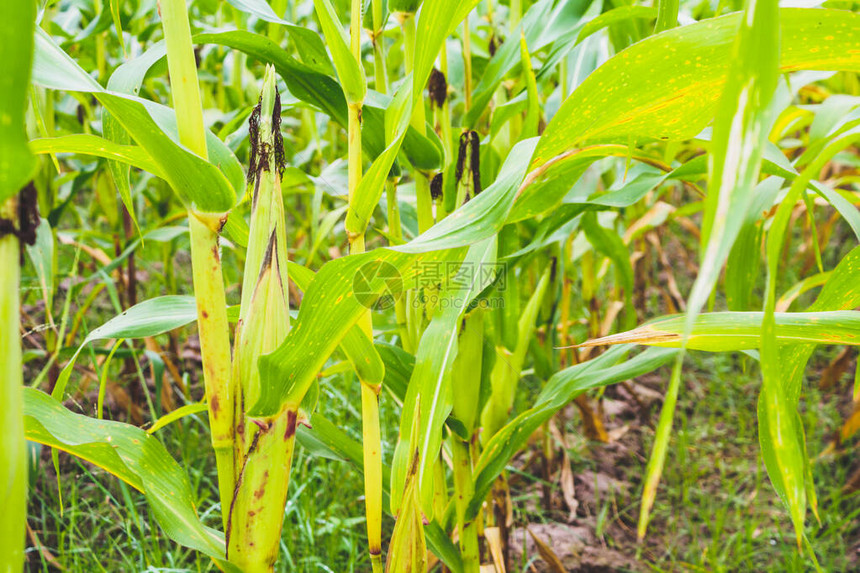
left=2, top=0, right=860, bottom=571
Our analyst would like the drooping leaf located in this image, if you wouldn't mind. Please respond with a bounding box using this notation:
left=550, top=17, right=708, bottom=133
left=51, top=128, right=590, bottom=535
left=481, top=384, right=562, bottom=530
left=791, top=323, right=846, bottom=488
left=32, top=29, right=239, bottom=215
left=29, top=134, right=164, bottom=178
left=52, top=296, right=199, bottom=402
left=578, top=311, right=860, bottom=351
left=23, top=388, right=236, bottom=571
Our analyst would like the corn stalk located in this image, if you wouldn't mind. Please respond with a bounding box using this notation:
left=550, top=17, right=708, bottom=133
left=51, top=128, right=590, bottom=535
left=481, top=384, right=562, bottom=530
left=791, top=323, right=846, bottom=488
left=0, top=195, right=28, bottom=573
left=159, top=0, right=235, bottom=534
left=227, top=66, right=295, bottom=573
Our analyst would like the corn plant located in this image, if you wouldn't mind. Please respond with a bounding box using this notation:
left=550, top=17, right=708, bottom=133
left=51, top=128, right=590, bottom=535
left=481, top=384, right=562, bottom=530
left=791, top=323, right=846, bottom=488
left=5, top=0, right=860, bottom=571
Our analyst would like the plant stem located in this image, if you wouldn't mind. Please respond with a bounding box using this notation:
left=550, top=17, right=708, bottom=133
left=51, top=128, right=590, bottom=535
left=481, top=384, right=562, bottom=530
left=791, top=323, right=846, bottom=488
left=370, top=0, right=388, bottom=94
left=0, top=196, right=26, bottom=573
left=462, top=13, right=472, bottom=112
left=453, top=438, right=480, bottom=573
left=656, top=0, right=680, bottom=33
left=402, top=12, right=434, bottom=233
left=437, top=42, right=453, bottom=166
left=349, top=3, right=383, bottom=569
left=188, top=214, right=235, bottom=527
left=160, top=0, right=235, bottom=531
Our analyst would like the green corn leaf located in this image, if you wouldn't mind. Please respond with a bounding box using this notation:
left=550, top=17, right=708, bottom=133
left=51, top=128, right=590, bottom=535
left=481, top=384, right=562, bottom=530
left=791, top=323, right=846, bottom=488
left=109, top=0, right=125, bottom=56
left=636, top=0, right=781, bottom=541
left=463, top=0, right=555, bottom=128
left=52, top=296, right=199, bottom=402
left=25, top=219, right=54, bottom=317
left=23, top=388, right=237, bottom=571
left=532, top=9, right=860, bottom=169
left=467, top=346, right=678, bottom=520
left=312, top=0, right=366, bottom=105
left=376, top=343, right=415, bottom=403
left=580, top=6, right=659, bottom=45
left=390, top=237, right=497, bottom=517
left=288, top=262, right=386, bottom=389
left=252, top=247, right=465, bottom=418
left=533, top=3, right=658, bottom=93
left=655, top=0, right=678, bottom=33
left=481, top=265, right=552, bottom=441
left=762, top=152, right=860, bottom=546
left=519, top=33, right=540, bottom=139
left=396, top=138, right=538, bottom=253
left=147, top=402, right=209, bottom=435
left=0, top=1, right=35, bottom=568
left=32, top=29, right=239, bottom=215
left=724, top=178, right=782, bottom=310
left=29, top=134, right=164, bottom=178
left=224, top=0, right=335, bottom=73
left=450, top=309, right=485, bottom=436
left=103, top=38, right=171, bottom=233
left=385, top=447, right=426, bottom=573
left=579, top=311, right=860, bottom=351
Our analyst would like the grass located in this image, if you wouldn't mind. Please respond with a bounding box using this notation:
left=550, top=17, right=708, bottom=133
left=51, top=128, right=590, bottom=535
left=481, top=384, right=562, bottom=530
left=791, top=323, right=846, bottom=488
left=24, top=329, right=860, bottom=572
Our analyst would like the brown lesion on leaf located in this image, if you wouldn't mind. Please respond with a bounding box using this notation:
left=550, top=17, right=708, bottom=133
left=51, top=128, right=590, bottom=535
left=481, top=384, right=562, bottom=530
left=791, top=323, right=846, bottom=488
left=468, top=131, right=482, bottom=196
left=284, top=410, right=298, bottom=440
left=225, top=428, right=264, bottom=556
left=209, top=394, right=220, bottom=416
left=255, top=231, right=278, bottom=287
left=253, top=470, right=269, bottom=500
